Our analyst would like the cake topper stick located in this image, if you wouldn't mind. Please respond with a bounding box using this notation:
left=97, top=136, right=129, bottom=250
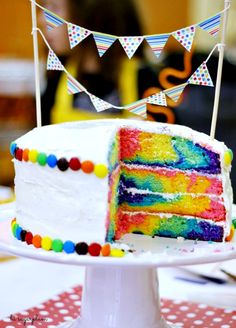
left=31, top=0, right=42, bottom=127
left=210, top=0, right=231, bottom=139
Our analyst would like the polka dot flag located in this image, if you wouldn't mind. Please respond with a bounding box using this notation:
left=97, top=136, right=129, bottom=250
left=1, top=285, right=236, bottom=327
left=89, top=94, right=113, bottom=112
left=147, top=92, right=167, bottom=107
left=47, top=50, right=64, bottom=71
left=172, top=25, right=196, bottom=52
left=187, top=62, right=214, bottom=87
left=67, top=23, right=91, bottom=49
left=119, top=36, right=144, bottom=59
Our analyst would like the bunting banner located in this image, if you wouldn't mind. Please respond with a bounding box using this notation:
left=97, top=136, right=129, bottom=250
left=124, top=99, right=147, bottom=118
left=172, top=26, right=196, bottom=52
left=147, top=92, right=167, bottom=106
left=119, top=36, right=144, bottom=59
left=67, top=24, right=91, bottom=49
left=67, top=74, right=85, bottom=94
left=198, top=13, right=221, bottom=38
left=145, top=34, right=170, bottom=58
left=164, top=83, right=188, bottom=102
left=43, top=9, right=65, bottom=31
left=47, top=50, right=64, bottom=70
left=89, top=94, right=113, bottom=112
left=187, top=62, right=214, bottom=86
left=93, top=32, right=117, bottom=57
left=35, top=1, right=227, bottom=60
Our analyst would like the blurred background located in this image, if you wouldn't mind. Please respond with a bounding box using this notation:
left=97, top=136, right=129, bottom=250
left=0, top=0, right=235, bottom=201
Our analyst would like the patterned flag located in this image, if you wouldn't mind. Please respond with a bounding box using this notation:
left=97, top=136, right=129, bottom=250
left=93, top=32, right=117, bottom=57
left=147, top=92, right=167, bottom=106
left=43, top=9, right=65, bottom=31
left=67, top=23, right=91, bottom=49
left=67, top=74, right=85, bottom=94
left=172, top=26, right=196, bottom=52
left=198, top=13, right=222, bottom=37
left=89, top=94, right=113, bottom=112
left=187, top=62, right=214, bottom=87
left=125, top=99, right=147, bottom=118
left=145, top=34, right=170, bottom=58
left=164, top=83, right=188, bottom=102
left=119, top=36, right=144, bottom=59
left=47, top=50, right=64, bottom=71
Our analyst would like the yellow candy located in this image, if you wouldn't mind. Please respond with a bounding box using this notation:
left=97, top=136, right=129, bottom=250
left=94, top=164, right=108, bottom=178
left=224, top=150, right=233, bottom=166
left=29, top=149, right=39, bottom=163
left=41, top=236, right=52, bottom=251
left=110, top=248, right=125, bottom=258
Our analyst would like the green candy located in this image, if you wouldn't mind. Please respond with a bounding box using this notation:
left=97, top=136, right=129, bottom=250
left=232, top=219, right=236, bottom=229
left=37, top=153, right=47, bottom=166
left=52, top=239, right=63, bottom=252
left=12, top=224, right=19, bottom=237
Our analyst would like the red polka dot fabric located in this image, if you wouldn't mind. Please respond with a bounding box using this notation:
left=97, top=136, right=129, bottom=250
left=1, top=285, right=236, bottom=327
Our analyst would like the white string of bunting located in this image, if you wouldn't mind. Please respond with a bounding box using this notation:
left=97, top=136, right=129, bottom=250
left=31, top=0, right=229, bottom=60
left=38, top=27, right=217, bottom=118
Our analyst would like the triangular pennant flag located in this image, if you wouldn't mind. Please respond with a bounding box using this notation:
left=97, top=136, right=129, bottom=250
left=164, top=83, right=188, bottom=102
left=43, top=9, right=65, bottom=31
left=93, top=32, right=117, bottom=57
left=172, top=25, right=196, bottom=52
left=147, top=92, right=167, bottom=106
left=67, top=23, right=91, bottom=49
left=119, top=36, right=144, bottom=59
left=198, top=13, right=221, bottom=38
left=67, top=74, right=85, bottom=95
left=187, top=62, right=214, bottom=87
left=145, top=34, right=170, bottom=58
left=125, top=99, right=147, bottom=118
left=89, top=94, right=113, bottom=112
left=47, top=50, right=64, bottom=71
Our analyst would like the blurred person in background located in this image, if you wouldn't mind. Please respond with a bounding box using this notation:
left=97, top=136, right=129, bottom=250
left=39, top=0, right=158, bottom=124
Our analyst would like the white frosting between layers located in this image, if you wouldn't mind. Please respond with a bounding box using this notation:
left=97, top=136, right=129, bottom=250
left=13, top=119, right=233, bottom=243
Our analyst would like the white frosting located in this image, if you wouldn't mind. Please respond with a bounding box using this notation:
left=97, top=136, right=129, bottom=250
left=13, top=119, right=233, bottom=243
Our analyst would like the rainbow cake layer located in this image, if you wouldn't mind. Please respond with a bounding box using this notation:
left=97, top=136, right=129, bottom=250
left=11, top=120, right=233, bottom=251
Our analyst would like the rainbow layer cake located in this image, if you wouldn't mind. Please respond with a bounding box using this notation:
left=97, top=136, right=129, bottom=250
left=10, top=119, right=233, bottom=252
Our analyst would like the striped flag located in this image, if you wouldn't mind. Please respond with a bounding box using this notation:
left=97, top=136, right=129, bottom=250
left=67, top=24, right=91, bottom=49
left=47, top=50, right=64, bottom=71
left=147, top=92, right=167, bottom=106
left=172, top=26, right=196, bottom=52
left=198, top=13, right=222, bottom=37
left=187, top=62, right=214, bottom=87
left=145, top=34, right=170, bottom=58
left=93, top=32, right=117, bottom=57
left=119, top=36, right=143, bottom=59
left=89, top=94, right=112, bottom=112
left=43, top=9, right=65, bottom=31
left=67, top=74, right=85, bottom=94
left=124, top=99, right=147, bottom=118
left=164, top=83, right=188, bottom=102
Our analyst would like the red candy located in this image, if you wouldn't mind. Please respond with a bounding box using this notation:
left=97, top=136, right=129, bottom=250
left=15, top=148, right=23, bottom=161
left=88, top=243, right=102, bottom=256
left=25, top=232, right=33, bottom=245
left=69, top=157, right=81, bottom=171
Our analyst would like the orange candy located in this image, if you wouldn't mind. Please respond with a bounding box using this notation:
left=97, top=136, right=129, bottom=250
left=226, top=225, right=235, bottom=242
left=81, top=161, right=94, bottom=174
left=23, top=149, right=29, bottom=162
left=32, top=235, right=42, bottom=248
left=101, top=244, right=111, bottom=257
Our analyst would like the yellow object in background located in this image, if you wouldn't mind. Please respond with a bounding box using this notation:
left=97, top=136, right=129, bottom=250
left=0, top=186, right=14, bottom=204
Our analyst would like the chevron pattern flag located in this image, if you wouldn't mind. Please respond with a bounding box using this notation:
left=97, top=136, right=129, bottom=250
left=164, top=83, right=188, bottom=102
left=67, top=24, right=91, bottom=49
left=47, top=50, right=64, bottom=70
left=145, top=34, right=170, bottom=58
left=119, top=36, right=144, bottom=59
left=67, top=74, right=85, bottom=94
left=43, top=9, right=65, bottom=31
left=187, top=62, right=214, bottom=87
left=198, top=13, right=222, bottom=37
left=89, top=94, right=113, bottom=112
left=93, top=32, right=117, bottom=57
left=147, top=92, right=167, bottom=106
left=125, top=99, right=147, bottom=118
left=172, top=26, right=196, bottom=52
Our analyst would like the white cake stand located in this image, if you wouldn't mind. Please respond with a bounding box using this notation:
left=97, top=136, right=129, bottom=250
left=0, top=203, right=236, bottom=328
